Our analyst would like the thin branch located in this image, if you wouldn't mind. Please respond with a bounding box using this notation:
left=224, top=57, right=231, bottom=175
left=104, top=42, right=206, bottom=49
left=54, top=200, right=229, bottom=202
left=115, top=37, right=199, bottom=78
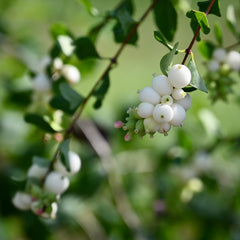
left=182, top=0, right=216, bottom=65
left=225, top=41, right=240, bottom=51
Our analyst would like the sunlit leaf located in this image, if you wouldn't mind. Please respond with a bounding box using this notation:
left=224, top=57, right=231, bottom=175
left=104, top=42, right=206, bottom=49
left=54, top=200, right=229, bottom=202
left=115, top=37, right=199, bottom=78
left=198, top=40, right=215, bottom=59
left=76, top=0, right=98, bottom=16
left=154, top=31, right=173, bottom=50
left=214, top=23, right=222, bottom=46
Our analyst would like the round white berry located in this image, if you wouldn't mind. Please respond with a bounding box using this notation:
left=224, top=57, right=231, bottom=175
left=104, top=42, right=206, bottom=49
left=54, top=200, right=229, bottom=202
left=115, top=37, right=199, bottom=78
left=152, top=75, right=173, bottom=96
left=212, top=48, right=227, bottom=62
left=27, top=164, right=48, bottom=179
left=32, top=74, right=51, bottom=92
left=172, top=89, right=186, bottom=100
left=44, top=172, right=69, bottom=195
left=12, top=192, right=32, bottom=210
left=53, top=58, right=63, bottom=71
left=143, top=117, right=159, bottom=133
left=168, top=64, right=191, bottom=88
left=153, top=104, right=173, bottom=123
left=158, top=122, right=171, bottom=135
left=207, top=59, right=220, bottom=72
left=137, top=102, right=154, bottom=118
left=170, top=103, right=186, bottom=126
left=176, top=94, right=192, bottom=111
left=138, top=87, right=160, bottom=104
left=55, top=151, right=81, bottom=176
left=62, top=64, right=81, bottom=84
left=225, top=51, right=240, bottom=71
left=161, top=95, right=173, bottom=105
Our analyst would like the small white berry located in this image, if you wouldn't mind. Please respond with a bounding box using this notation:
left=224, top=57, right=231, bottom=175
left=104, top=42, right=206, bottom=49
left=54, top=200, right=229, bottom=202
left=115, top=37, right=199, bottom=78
left=44, top=172, right=69, bottom=195
left=138, top=87, right=161, bottom=104
left=12, top=192, right=32, bottom=210
left=168, top=64, right=191, bottom=88
left=207, top=59, right=220, bottom=72
left=53, top=58, right=63, bottom=71
left=57, top=35, right=75, bottom=56
left=152, top=75, right=173, bottom=96
left=225, top=50, right=240, bottom=71
left=176, top=94, right=192, bottom=111
left=153, top=104, right=173, bottom=123
left=61, top=64, right=81, bottom=84
left=32, top=74, right=51, bottom=92
left=27, top=164, right=48, bottom=179
left=143, top=117, right=160, bottom=133
left=161, top=95, right=173, bottom=105
left=172, top=89, right=186, bottom=100
left=137, top=102, right=154, bottom=118
left=55, top=151, right=81, bottom=176
left=170, top=103, right=186, bottom=126
left=212, top=48, right=227, bottom=62
left=158, top=122, right=171, bottom=135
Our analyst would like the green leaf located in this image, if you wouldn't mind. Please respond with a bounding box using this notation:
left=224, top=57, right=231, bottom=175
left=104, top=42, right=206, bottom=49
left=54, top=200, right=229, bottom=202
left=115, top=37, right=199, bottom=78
left=76, top=0, right=98, bottom=16
left=160, top=42, right=179, bottom=76
left=186, top=10, right=210, bottom=35
left=60, top=138, right=71, bottom=171
left=198, top=0, right=221, bottom=17
left=24, top=114, right=56, bottom=133
left=226, top=5, right=238, bottom=38
left=187, top=59, right=208, bottom=93
left=74, top=37, right=100, bottom=59
left=214, top=23, right=222, bottom=46
left=198, top=40, right=215, bottom=59
left=154, top=31, right=173, bottom=50
left=33, top=156, right=50, bottom=168
left=153, top=0, right=177, bottom=42
left=93, top=71, right=110, bottom=109
left=51, top=23, right=73, bottom=40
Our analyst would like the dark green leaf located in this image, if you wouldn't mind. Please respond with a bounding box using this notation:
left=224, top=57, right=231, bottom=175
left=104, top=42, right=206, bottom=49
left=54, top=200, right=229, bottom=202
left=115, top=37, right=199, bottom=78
left=93, top=71, right=110, bottom=109
left=154, top=31, right=173, bottom=50
left=24, top=114, right=56, bottom=133
left=183, top=86, right=198, bottom=92
left=50, top=96, right=72, bottom=114
left=7, top=90, right=32, bottom=107
left=187, top=59, right=208, bottom=93
left=214, top=23, right=222, bottom=46
left=160, top=42, right=179, bottom=76
left=76, top=0, right=98, bottom=16
left=198, top=40, right=215, bottom=59
left=153, top=0, right=177, bottom=42
left=33, top=156, right=50, bottom=168
left=60, top=138, right=70, bottom=171
left=51, top=23, right=73, bottom=40
left=198, top=0, right=221, bottom=17
left=74, top=37, right=100, bottom=59
left=114, top=0, right=134, bottom=15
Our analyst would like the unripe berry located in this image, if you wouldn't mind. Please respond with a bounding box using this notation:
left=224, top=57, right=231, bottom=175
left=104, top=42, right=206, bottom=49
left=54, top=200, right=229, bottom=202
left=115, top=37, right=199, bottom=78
left=143, top=117, right=160, bottom=133
left=172, top=89, right=186, bottom=100
left=168, top=64, right=191, bottom=88
left=12, top=192, right=32, bottom=210
left=158, top=122, right=171, bottom=135
left=212, top=48, right=227, bottom=62
left=137, top=102, right=154, bottom=118
left=27, top=164, right=48, bottom=179
left=161, top=95, right=173, bottom=105
left=62, top=65, right=81, bottom=84
left=32, top=74, right=51, bottom=92
left=55, top=151, right=81, bottom=176
left=31, top=201, right=58, bottom=219
left=170, top=103, right=186, bottom=126
left=138, top=87, right=161, bottom=104
left=176, top=94, right=191, bottom=111
left=207, top=59, right=220, bottom=72
left=153, top=104, right=173, bottom=123
left=152, top=75, right=173, bottom=96
left=44, top=172, right=69, bottom=194
left=225, top=51, right=240, bottom=71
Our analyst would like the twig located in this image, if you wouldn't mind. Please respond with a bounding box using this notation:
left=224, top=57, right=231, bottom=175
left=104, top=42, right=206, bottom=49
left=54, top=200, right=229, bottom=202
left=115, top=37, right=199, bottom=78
left=225, top=41, right=240, bottom=51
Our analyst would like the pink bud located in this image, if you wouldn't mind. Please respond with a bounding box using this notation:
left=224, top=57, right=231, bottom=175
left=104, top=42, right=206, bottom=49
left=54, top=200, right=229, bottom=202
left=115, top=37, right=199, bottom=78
left=114, top=121, right=124, bottom=129
left=36, top=208, right=44, bottom=216
left=124, top=132, right=132, bottom=142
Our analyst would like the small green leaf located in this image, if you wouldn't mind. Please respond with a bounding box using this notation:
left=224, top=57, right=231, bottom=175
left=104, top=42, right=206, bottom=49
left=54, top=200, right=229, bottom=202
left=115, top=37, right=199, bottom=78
left=33, top=156, right=50, bottom=168
left=154, top=31, right=173, bottom=50
left=93, top=71, right=110, bottom=109
left=51, top=23, right=73, bottom=40
left=153, top=0, right=177, bottom=42
left=198, top=0, right=221, bottom=17
left=226, top=5, right=238, bottom=38
left=198, top=40, right=215, bottom=59
left=187, top=59, right=208, bottom=93
left=76, top=0, right=98, bottom=16
left=60, top=138, right=70, bottom=171
left=24, top=114, right=56, bottom=133
left=160, top=42, right=179, bottom=76
left=74, top=37, right=100, bottom=59
left=214, top=23, right=222, bottom=46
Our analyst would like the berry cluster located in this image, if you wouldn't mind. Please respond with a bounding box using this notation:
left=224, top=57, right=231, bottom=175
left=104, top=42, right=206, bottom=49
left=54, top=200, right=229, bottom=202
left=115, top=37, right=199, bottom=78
left=115, top=64, right=192, bottom=140
left=12, top=151, right=81, bottom=218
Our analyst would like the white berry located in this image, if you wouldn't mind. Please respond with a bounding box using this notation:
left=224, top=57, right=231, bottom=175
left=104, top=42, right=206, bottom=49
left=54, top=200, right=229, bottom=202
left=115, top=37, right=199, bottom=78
left=161, top=95, right=173, bottom=105
left=170, top=103, right=186, bottom=126
left=137, top=102, right=154, bottom=118
left=143, top=117, right=160, bottom=133
left=212, top=48, right=227, bottom=62
left=172, top=89, right=186, bottom=100
left=44, top=172, right=69, bottom=194
left=53, top=58, right=63, bottom=71
left=152, top=75, right=173, bottom=96
left=32, top=74, right=51, bottom=92
left=62, top=64, right=81, bottom=84
left=138, top=87, right=161, bottom=104
left=207, top=59, right=220, bottom=72
left=168, top=64, right=191, bottom=88
left=225, top=51, right=240, bottom=71
left=158, top=122, right=171, bottom=135
left=57, top=35, right=75, bottom=56
left=12, top=192, right=32, bottom=210
left=55, top=151, right=81, bottom=176
left=27, top=164, right=48, bottom=179
left=153, top=104, right=173, bottom=123
left=176, top=94, right=192, bottom=111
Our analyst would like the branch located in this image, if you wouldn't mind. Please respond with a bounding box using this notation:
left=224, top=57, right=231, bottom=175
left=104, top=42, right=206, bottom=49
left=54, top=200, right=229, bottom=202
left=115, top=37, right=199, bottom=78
left=182, top=0, right=216, bottom=65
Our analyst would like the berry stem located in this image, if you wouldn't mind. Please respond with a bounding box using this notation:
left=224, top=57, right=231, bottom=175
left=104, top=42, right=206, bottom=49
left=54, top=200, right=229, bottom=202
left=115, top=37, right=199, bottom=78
left=182, top=0, right=216, bottom=65
left=225, top=41, right=240, bottom=51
